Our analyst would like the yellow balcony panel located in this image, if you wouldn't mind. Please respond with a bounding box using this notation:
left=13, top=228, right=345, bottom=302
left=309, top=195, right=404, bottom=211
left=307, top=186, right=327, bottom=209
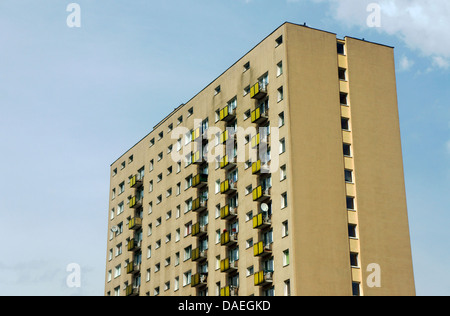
left=128, top=196, right=142, bottom=209
left=191, top=127, right=201, bottom=142
left=251, top=107, right=269, bottom=125
left=191, top=151, right=205, bottom=165
left=192, top=247, right=208, bottom=262
left=220, top=258, right=238, bottom=273
left=250, top=82, right=267, bottom=100
left=253, top=241, right=272, bottom=257
left=220, top=205, right=238, bottom=220
left=252, top=186, right=271, bottom=202
left=192, top=222, right=208, bottom=238
left=127, top=239, right=141, bottom=252
left=192, top=173, right=208, bottom=189
left=252, top=213, right=271, bottom=230
left=221, top=231, right=238, bottom=247
left=191, top=273, right=208, bottom=288
left=220, top=179, right=237, bottom=195
left=126, top=262, right=141, bottom=275
left=192, top=197, right=207, bottom=213
left=129, top=175, right=143, bottom=189
left=220, top=286, right=238, bottom=297
left=128, top=217, right=142, bottom=230
left=254, top=270, right=273, bottom=286
left=252, top=160, right=270, bottom=175
left=220, top=106, right=236, bottom=122
left=126, top=285, right=140, bottom=297
left=220, top=155, right=237, bottom=170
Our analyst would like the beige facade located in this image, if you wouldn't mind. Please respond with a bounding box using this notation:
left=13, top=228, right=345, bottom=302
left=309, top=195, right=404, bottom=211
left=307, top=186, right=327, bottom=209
left=104, top=22, right=415, bottom=296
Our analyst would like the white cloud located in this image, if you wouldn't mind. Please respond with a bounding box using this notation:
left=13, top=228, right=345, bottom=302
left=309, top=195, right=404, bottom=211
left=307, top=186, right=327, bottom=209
left=313, top=0, right=450, bottom=69
left=399, top=55, right=414, bottom=72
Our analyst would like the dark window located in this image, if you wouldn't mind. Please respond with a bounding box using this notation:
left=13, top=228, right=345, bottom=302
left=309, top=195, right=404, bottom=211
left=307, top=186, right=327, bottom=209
left=352, top=282, right=361, bottom=296
left=345, top=169, right=353, bottom=183
left=348, top=224, right=357, bottom=238
left=346, top=196, right=355, bottom=210
left=338, top=68, right=347, bottom=80
left=340, top=93, right=348, bottom=105
left=350, top=253, right=359, bottom=267
left=343, top=143, right=351, bottom=156
left=276, top=36, right=283, bottom=46
left=341, top=117, right=350, bottom=131
left=337, top=43, right=345, bottom=55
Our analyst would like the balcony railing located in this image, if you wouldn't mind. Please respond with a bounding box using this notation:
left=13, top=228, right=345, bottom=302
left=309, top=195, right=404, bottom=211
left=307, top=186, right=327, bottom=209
left=129, top=175, right=143, bottom=189
left=250, top=82, right=268, bottom=100
left=254, top=270, right=273, bottom=286
left=252, top=160, right=270, bottom=175
left=192, top=197, right=208, bottom=213
left=192, top=248, right=208, bottom=262
left=220, top=205, right=237, bottom=220
left=220, top=286, right=239, bottom=297
left=220, top=155, right=237, bottom=170
left=126, top=285, right=140, bottom=297
left=192, top=151, right=205, bottom=165
left=220, top=179, right=237, bottom=195
left=253, top=241, right=272, bottom=257
left=127, top=239, right=141, bottom=252
left=191, top=273, right=208, bottom=288
left=126, top=262, right=141, bottom=275
left=128, top=196, right=142, bottom=209
left=252, top=186, right=271, bottom=202
left=192, top=173, right=208, bottom=189
left=192, top=223, right=208, bottom=238
left=220, top=106, right=236, bottom=122
left=251, top=107, right=269, bottom=125
left=221, top=231, right=238, bottom=247
left=128, top=217, right=142, bottom=230
left=220, top=258, right=238, bottom=273
left=251, top=133, right=269, bottom=149
left=252, top=213, right=271, bottom=230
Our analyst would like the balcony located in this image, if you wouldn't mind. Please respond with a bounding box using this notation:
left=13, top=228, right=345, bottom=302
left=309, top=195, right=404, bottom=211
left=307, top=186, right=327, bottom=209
left=128, top=196, right=142, bottom=209
left=221, top=231, right=238, bottom=247
left=192, top=223, right=208, bottom=238
left=192, top=248, right=208, bottom=262
left=192, top=197, right=208, bottom=213
left=126, top=262, right=141, bottom=275
left=127, top=239, right=141, bottom=252
left=252, top=186, right=271, bottom=203
left=220, top=286, right=239, bottom=297
left=251, top=133, right=269, bottom=149
left=220, top=106, right=236, bottom=122
left=252, top=160, right=270, bottom=175
left=220, top=205, right=237, bottom=220
left=191, top=273, right=208, bottom=288
left=128, top=217, right=142, bottom=230
left=252, top=213, right=271, bottom=230
left=254, top=271, right=273, bottom=286
left=220, top=179, right=237, bottom=195
left=253, top=241, right=272, bottom=257
left=250, top=82, right=267, bottom=100
left=126, top=285, right=140, bottom=297
left=220, top=258, right=238, bottom=273
left=192, top=173, right=208, bottom=189
left=192, top=151, right=205, bottom=165
left=251, top=107, right=269, bottom=125
left=129, top=175, right=143, bottom=189
left=220, top=155, right=237, bottom=171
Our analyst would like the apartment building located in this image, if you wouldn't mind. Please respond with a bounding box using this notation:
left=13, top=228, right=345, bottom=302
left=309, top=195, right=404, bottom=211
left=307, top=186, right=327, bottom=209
left=104, top=22, right=415, bottom=296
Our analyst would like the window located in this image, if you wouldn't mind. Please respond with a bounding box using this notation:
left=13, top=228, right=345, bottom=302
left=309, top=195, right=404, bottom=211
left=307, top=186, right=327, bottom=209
left=147, top=246, right=152, bottom=258
left=185, top=221, right=192, bottom=236
left=112, top=168, right=117, bottom=177
left=343, top=143, right=352, bottom=157
left=157, top=173, right=163, bottom=183
left=166, top=188, right=172, bottom=197
left=348, top=224, right=358, bottom=238
left=245, top=185, right=253, bottom=196
left=154, top=287, right=160, bottom=296
left=166, top=210, right=172, bottom=220
left=149, top=138, right=155, bottom=147
left=111, top=188, right=116, bottom=200
left=168, top=123, right=173, bottom=133
left=276, top=35, right=283, bottom=46
left=174, top=277, right=179, bottom=291
left=164, top=281, right=170, bottom=292
left=244, top=109, right=251, bottom=120
left=114, top=243, right=122, bottom=257
left=149, top=180, right=153, bottom=192
left=280, top=165, right=287, bottom=181
left=283, top=249, right=290, bottom=266
left=247, top=266, right=254, bottom=277
left=119, top=182, right=125, bottom=194
left=277, top=86, right=284, bottom=102
left=244, top=86, right=250, bottom=96
left=341, top=117, right=350, bottom=131
left=345, top=169, right=353, bottom=183
left=183, top=270, right=192, bottom=286
left=188, top=107, right=194, bottom=117
left=128, top=155, right=133, bottom=163
left=279, top=138, right=286, bottom=154
left=114, top=264, right=121, bottom=278
left=346, top=196, right=355, bottom=210
left=282, top=220, right=289, bottom=237
left=177, top=116, right=183, bottom=125
left=350, top=253, right=359, bottom=267
left=157, top=152, right=163, bottom=161
left=337, top=42, right=345, bottom=55
left=165, top=257, right=171, bottom=266
left=352, top=282, right=361, bottom=296
left=243, top=61, right=250, bottom=72
left=281, top=192, right=288, bottom=209
left=215, top=180, right=220, bottom=194
left=185, top=175, right=193, bottom=190
left=120, top=161, right=126, bottom=170
left=278, top=112, right=285, bottom=127
left=176, top=182, right=181, bottom=195
left=338, top=68, right=347, bottom=81
left=284, top=280, right=291, bottom=296
left=184, top=246, right=192, bottom=261
left=340, top=93, right=349, bottom=105
left=158, top=131, right=164, bottom=141
left=246, top=211, right=253, bottom=222
left=277, top=61, right=283, bottom=77
left=176, top=229, right=181, bottom=242
left=214, top=86, right=221, bottom=95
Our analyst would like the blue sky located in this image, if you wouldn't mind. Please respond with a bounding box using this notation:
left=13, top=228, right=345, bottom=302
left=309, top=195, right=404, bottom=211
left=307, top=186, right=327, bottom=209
left=0, top=0, right=448, bottom=296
